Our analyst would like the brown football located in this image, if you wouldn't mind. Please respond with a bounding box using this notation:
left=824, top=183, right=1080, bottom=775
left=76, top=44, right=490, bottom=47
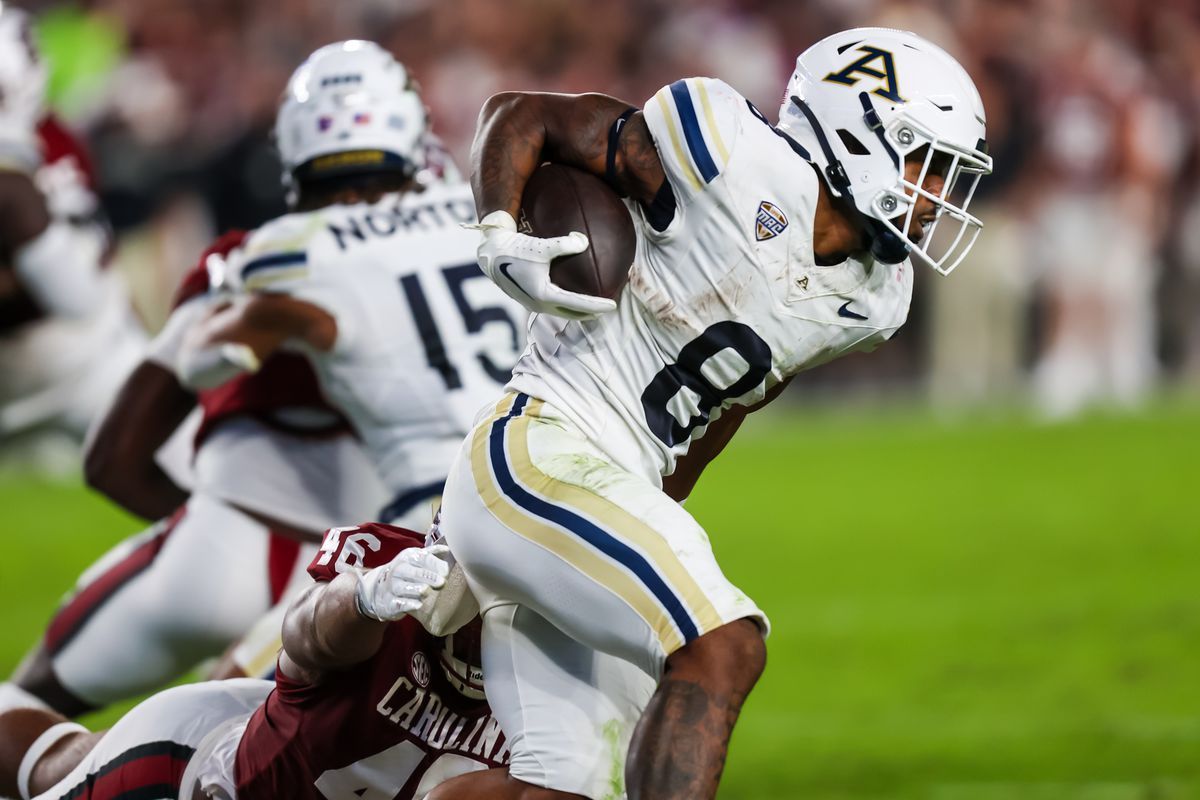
left=518, top=163, right=636, bottom=300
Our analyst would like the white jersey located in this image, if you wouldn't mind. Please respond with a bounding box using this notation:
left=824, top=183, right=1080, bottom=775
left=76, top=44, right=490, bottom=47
left=509, top=78, right=914, bottom=481
left=229, top=181, right=526, bottom=502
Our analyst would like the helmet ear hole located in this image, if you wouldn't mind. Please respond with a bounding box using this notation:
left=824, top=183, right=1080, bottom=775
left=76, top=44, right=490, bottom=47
left=836, top=129, right=870, bottom=156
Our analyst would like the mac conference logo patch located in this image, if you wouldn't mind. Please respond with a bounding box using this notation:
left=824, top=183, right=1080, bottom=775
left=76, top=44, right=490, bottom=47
left=755, top=201, right=788, bottom=241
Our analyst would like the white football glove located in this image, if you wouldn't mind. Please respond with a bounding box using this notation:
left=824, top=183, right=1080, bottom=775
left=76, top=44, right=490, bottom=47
left=468, top=210, right=617, bottom=320
left=354, top=545, right=451, bottom=622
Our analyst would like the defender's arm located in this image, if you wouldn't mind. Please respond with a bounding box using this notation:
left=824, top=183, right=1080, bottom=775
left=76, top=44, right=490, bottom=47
left=471, top=91, right=666, bottom=217
left=83, top=361, right=193, bottom=520
left=280, top=544, right=449, bottom=683
left=278, top=574, right=387, bottom=683
left=176, top=294, right=336, bottom=390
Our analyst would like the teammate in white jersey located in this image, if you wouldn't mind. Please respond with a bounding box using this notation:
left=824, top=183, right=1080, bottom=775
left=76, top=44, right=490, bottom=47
left=177, top=40, right=527, bottom=523
left=433, top=28, right=993, bottom=799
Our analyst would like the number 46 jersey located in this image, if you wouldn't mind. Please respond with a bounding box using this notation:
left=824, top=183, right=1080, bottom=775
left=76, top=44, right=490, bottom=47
left=228, top=181, right=527, bottom=515
left=509, top=78, right=915, bottom=481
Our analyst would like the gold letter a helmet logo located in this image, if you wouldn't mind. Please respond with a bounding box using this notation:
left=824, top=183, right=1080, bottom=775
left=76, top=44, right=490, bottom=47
left=823, top=45, right=904, bottom=103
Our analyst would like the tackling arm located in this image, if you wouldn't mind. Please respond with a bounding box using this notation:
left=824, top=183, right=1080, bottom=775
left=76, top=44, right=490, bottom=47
left=278, top=574, right=389, bottom=684
left=280, top=542, right=449, bottom=683
left=175, top=293, right=337, bottom=390
left=82, top=361, right=193, bottom=521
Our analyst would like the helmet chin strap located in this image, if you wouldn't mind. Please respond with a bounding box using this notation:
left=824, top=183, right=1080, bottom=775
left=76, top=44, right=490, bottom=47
left=788, top=95, right=910, bottom=265
left=863, top=219, right=910, bottom=265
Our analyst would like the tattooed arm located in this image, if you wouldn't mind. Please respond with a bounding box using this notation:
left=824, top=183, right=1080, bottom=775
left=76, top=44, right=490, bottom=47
left=470, top=92, right=666, bottom=218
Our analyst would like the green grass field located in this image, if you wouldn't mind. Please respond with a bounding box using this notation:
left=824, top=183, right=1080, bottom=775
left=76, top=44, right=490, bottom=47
left=2, top=402, right=1198, bottom=799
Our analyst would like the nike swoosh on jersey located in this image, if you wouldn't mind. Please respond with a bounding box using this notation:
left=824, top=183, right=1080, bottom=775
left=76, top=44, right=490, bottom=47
left=837, top=301, right=869, bottom=321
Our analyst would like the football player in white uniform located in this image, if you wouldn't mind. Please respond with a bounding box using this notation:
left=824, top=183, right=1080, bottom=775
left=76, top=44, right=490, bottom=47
left=177, top=40, right=527, bottom=523
left=0, top=230, right=392, bottom=719
left=434, top=27, right=993, bottom=799
left=0, top=6, right=146, bottom=440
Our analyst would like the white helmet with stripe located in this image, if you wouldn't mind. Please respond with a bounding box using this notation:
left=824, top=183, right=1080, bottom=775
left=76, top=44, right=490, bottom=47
left=777, top=27, right=992, bottom=274
left=0, top=5, right=48, bottom=171
left=275, top=40, right=427, bottom=186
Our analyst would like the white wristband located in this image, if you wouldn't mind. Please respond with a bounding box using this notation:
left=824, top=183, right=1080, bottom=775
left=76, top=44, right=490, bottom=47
left=18, top=721, right=88, bottom=800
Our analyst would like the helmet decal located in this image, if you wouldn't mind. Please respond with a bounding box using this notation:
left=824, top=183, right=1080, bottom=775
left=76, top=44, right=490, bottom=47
left=823, top=45, right=904, bottom=103
left=275, top=41, right=429, bottom=189
left=777, top=28, right=992, bottom=275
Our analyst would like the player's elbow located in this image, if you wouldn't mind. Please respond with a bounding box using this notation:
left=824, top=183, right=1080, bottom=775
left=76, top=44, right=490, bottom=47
left=82, top=427, right=131, bottom=498
left=82, top=445, right=148, bottom=513
left=475, top=91, right=547, bottom=140
left=280, top=582, right=331, bottom=671
left=81, top=444, right=113, bottom=494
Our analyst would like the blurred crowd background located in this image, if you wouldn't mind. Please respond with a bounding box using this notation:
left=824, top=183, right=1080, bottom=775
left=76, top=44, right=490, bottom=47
left=12, top=0, right=1200, bottom=423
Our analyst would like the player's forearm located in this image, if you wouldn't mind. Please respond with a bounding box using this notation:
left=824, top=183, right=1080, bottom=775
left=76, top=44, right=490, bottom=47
left=176, top=295, right=336, bottom=390
left=471, top=91, right=636, bottom=218
left=282, top=575, right=387, bottom=674
left=471, top=93, right=552, bottom=219
left=89, top=463, right=188, bottom=522
left=83, top=361, right=193, bottom=520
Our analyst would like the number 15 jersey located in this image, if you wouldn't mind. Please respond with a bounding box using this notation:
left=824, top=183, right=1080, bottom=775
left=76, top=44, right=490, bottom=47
left=228, top=181, right=528, bottom=508
left=508, top=78, right=914, bottom=481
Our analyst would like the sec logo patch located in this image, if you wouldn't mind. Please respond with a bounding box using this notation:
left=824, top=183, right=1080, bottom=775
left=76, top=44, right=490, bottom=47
left=411, top=651, right=431, bottom=687
left=755, top=201, right=788, bottom=241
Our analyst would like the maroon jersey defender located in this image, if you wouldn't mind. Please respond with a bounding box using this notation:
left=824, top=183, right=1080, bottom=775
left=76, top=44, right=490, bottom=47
left=229, top=523, right=508, bottom=800
left=6, top=231, right=386, bottom=721
left=172, top=232, right=352, bottom=450
left=2, top=526, right=500, bottom=800
left=0, top=113, right=111, bottom=332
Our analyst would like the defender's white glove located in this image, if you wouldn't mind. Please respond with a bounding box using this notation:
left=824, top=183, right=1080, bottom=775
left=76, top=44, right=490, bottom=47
left=355, top=545, right=450, bottom=622
left=469, top=210, right=616, bottom=320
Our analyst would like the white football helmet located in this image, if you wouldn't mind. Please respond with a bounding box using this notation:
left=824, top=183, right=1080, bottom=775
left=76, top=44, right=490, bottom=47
left=777, top=28, right=992, bottom=275
left=275, top=40, right=427, bottom=187
left=0, top=5, right=48, bottom=171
